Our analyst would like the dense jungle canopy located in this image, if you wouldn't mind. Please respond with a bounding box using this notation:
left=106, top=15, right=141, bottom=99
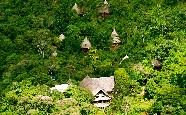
left=0, top=0, right=186, bottom=114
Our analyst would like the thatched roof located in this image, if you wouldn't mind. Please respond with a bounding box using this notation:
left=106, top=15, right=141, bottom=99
left=104, top=0, right=109, bottom=5
left=81, top=37, right=91, bottom=49
left=99, top=6, right=109, bottom=14
left=98, top=0, right=109, bottom=14
left=111, top=29, right=121, bottom=44
left=111, top=28, right=119, bottom=38
left=80, top=76, right=114, bottom=96
left=113, top=37, right=121, bottom=44
left=72, top=3, right=81, bottom=14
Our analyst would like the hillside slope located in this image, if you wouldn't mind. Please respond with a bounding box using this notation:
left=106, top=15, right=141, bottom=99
left=0, top=0, right=186, bottom=114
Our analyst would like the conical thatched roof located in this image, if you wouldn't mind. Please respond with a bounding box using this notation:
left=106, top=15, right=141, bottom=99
left=98, top=0, right=109, bottom=14
left=111, top=28, right=119, bottom=38
left=111, top=28, right=121, bottom=44
left=104, top=0, right=109, bottom=5
left=81, top=37, right=91, bottom=49
left=113, top=37, right=121, bottom=44
left=72, top=3, right=81, bottom=14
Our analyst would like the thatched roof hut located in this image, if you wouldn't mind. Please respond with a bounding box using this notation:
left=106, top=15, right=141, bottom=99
left=72, top=3, right=84, bottom=16
left=81, top=37, right=91, bottom=50
left=104, top=0, right=109, bottom=5
left=152, top=59, right=162, bottom=70
left=80, top=76, right=114, bottom=108
left=98, top=0, right=110, bottom=17
left=111, top=28, right=121, bottom=46
left=111, top=28, right=119, bottom=38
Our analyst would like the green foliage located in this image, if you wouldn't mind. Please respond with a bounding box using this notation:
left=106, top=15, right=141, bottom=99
left=0, top=0, right=186, bottom=114
left=0, top=81, right=102, bottom=114
left=114, top=68, right=130, bottom=95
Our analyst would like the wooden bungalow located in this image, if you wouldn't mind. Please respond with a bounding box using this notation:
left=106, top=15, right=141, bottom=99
left=81, top=37, right=91, bottom=52
left=80, top=76, right=115, bottom=108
